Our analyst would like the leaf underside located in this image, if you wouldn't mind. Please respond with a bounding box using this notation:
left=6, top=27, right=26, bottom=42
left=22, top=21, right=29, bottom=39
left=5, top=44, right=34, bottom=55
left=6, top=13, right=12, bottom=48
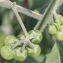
left=45, top=42, right=61, bottom=63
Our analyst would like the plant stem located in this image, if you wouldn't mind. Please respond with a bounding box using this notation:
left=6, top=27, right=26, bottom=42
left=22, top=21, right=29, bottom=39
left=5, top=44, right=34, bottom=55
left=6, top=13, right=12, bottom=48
left=17, top=5, right=42, bottom=20
left=11, top=4, right=29, bottom=38
left=11, top=38, right=28, bottom=49
left=0, top=0, right=42, bottom=20
left=11, top=3, right=32, bottom=48
left=53, top=12, right=61, bottom=31
left=34, top=0, right=60, bottom=32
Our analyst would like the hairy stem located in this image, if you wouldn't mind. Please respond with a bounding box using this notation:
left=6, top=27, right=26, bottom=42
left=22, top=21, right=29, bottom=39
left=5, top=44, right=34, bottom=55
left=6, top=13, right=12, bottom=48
left=17, top=5, right=42, bottom=20
left=34, top=0, right=60, bottom=32
left=0, top=0, right=42, bottom=20
left=11, top=3, right=32, bottom=48
left=11, top=3, right=29, bottom=38
left=11, top=38, right=28, bottom=49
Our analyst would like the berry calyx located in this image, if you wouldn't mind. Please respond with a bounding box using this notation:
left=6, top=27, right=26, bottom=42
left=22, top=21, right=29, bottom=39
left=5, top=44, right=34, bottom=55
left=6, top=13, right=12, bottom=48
left=14, top=47, right=27, bottom=61
left=29, top=30, right=43, bottom=44
left=27, top=44, right=41, bottom=57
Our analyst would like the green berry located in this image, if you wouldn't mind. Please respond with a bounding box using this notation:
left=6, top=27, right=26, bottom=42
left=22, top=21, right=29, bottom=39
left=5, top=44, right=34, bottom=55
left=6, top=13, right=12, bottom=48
left=1, top=46, right=14, bottom=60
left=48, top=25, right=57, bottom=35
left=55, top=19, right=61, bottom=24
left=14, top=47, right=27, bottom=61
left=58, top=14, right=63, bottom=24
left=34, top=9, right=40, bottom=13
left=56, top=31, right=63, bottom=41
left=29, top=30, right=43, bottom=44
left=27, top=44, right=41, bottom=57
left=4, top=35, right=18, bottom=46
left=17, top=34, right=25, bottom=40
left=0, top=32, right=5, bottom=54
left=60, top=25, right=63, bottom=31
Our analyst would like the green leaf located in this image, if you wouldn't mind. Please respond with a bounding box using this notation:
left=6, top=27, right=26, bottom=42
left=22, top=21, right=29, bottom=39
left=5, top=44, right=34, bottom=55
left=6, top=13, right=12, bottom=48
left=57, top=41, right=63, bottom=62
left=45, top=43, right=61, bottom=63
left=34, top=54, right=46, bottom=63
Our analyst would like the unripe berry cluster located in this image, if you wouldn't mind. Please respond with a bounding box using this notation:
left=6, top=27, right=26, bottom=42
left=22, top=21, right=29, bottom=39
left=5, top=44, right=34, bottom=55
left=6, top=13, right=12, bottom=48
left=0, top=30, right=43, bottom=61
left=48, top=14, right=63, bottom=41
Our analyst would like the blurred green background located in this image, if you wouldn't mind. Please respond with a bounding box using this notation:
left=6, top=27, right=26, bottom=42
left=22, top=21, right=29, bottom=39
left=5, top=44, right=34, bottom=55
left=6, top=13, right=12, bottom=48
left=0, top=0, right=63, bottom=63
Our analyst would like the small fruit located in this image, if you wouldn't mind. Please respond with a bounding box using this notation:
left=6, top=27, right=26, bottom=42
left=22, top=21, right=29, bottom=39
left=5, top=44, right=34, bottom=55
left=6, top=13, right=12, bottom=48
left=17, top=34, right=25, bottom=40
left=4, top=35, right=18, bottom=46
left=29, top=30, right=43, bottom=44
left=34, top=9, right=40, bottom=13
left=27, top=44, right=41, bottom=57
left=58, top=14, right=63, bottom=24
left=1, top=46, right=14, bottom=60
left=0, top=32, right=5, bottom=54
left=14, top=47, right=27, bottom=61
left=48, top=25, right=57, bottom=35
left=60, top=25, right=63, bottom=31
left=56, top=31, right=63, bottom=41
left=55, top=19, right=61, bottom=24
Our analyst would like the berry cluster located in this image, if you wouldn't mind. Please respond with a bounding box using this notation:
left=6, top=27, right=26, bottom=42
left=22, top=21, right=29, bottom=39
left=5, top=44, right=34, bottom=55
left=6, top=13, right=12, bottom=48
left=48, top=14, right=63, bottom=41
left=0, top=30, right=43, bottom=61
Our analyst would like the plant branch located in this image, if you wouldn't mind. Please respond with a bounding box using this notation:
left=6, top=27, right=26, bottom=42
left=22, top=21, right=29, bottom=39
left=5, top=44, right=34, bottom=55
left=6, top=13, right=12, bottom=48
left=0, top=0, right=42, bottom=20
left=11, top=3, right=29, bottom=39
left=17, top=5, right=42, bottom=20
left=34, top=0, right=60, bottom=32
left=11, top=38, right=28, bottom=49
left=11, top=3, right=33, bottom=48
